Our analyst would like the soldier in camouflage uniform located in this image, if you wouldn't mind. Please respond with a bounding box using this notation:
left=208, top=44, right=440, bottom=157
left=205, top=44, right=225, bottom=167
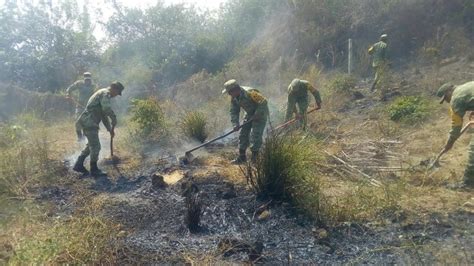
left=368, top=34, right=389, bottom=92
left=67, top=72, right=96, bottom=140
left=436, top=81, right=474, bottom=188
left=73, top=81, right=124, bottom=176
left=285, top=79, right=322, bottom=130
left=222, top=79, right=269, bottom=164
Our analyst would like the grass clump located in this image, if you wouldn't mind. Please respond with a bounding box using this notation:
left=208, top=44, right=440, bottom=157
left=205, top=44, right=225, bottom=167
left=5, top=214, right=123, bottom=264
left=387, top=96, right=429, bottom=124
left=180, top=111, right=208, bottom=143
left=327, top=74, right=357, bottom=93
left=246, top=133, right=324, bottom=220
left=0, top=121, right=61, bottom=197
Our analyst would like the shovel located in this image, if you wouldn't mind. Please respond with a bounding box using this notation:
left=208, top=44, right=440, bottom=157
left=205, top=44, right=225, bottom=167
left=183, top=120, right=253, bottom=163
left=429, top=121, right=474, bottom=169
left=104, top=126, right=120, bottom=165
left=271, top=107, right=319, bottom=132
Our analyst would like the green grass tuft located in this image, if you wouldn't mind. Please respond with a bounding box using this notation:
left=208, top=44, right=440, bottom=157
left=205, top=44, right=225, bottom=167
left=246, top=132, right=324, bottom=220
left=180, top=111, right=208, bottom=143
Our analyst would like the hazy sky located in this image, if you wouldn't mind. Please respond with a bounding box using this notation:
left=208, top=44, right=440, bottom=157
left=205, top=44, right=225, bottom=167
left=0, top=0, right=228, bottom=40
left=131, top=0, right=227, bottom=10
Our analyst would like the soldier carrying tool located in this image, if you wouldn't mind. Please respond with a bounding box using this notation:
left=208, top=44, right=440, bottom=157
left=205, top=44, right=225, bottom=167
left=66, top=72, right=97, bottom=141
left=285, top=79, right=322, bottom=130
left=72, top=81, right=124, bottom=177
left=222, top=79, right=269, bottom=164
left=435, top=81, right=474, bottom=189
left=368, top=34, right=389, bottom=92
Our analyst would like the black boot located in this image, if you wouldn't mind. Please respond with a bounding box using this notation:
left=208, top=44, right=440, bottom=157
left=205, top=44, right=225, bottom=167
left=76, top=130, right=84, bottom=142
left=251, top=151, right=259, bottom=164
left=73, top=155, right=89, bottom=174
left=90, top=161, right=107, bottom=177
left=231, top=149, right=247, bottom=164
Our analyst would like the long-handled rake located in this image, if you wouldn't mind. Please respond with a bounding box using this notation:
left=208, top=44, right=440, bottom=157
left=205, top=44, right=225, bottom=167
left=271, top=107, right=319, bottom=132
left=183, top=120, right=253, bottom=163
left=429, top=121, right=474, bottom=169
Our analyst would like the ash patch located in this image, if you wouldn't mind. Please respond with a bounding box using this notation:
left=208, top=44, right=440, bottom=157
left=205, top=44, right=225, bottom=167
left=100, top=167, right=474, bottom=264
left=90, top=175, right=147, bottom=193
left=35, top=186, right=72, bottom=206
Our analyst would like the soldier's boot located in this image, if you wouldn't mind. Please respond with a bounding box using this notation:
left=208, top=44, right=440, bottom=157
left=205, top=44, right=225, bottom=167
left=370, top=81, right=377, bottom=92
left=73, top=155, right=89, bottom=174
left=232, top=149, right=247, bottom=164
left=463, top=172, right=474, bottom=188
left=251, top=151, right=259, bottom=164
left=76, top=130, right=84, bottom=142
left=90, top=161, right=107, bottom=177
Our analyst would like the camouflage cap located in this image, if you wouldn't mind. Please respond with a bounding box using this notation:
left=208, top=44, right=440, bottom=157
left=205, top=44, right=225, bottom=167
left=111, top=81, right=124, bottom=96
left=83, top=72, right=92, bottom=80
left=290, top=78, right=300, bottom=88
left=222, top=79, right=240, bottom=94
left=437, top=83, right=454, bottom=103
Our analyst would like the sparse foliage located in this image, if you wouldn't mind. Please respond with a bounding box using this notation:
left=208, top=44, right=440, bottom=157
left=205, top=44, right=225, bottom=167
left=180, top=111, right=208, bottom=143
left=129, top=97, right=167, bottom=138
left=327, top=74, right=357, bottom=94
left=387, top=96, right=429, bottom=124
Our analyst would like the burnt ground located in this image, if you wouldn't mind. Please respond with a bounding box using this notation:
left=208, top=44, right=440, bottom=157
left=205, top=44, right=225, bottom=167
left=37, top=146, right=474, bottom=265
left=33, top=74, right=474, bottom=264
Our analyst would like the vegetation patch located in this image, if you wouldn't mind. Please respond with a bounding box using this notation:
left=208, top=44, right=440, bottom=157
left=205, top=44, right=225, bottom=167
left=180, top=111, right=208, bottom=143
left=128, top=97, right=169, bottom=149
left=246, top=133, right=325, bottom=221
left=5, top=213, right=122, bottom=264
left=0, top=121, right=63, bottom=197
left=387, top=96, right=429, bottom=124
left=327, top=74, right=357, bottom=94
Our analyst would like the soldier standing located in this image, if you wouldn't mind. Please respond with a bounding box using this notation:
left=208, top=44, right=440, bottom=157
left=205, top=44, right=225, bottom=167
left=72, top=81, right=124, bottom=176
left=66, top=72, right=96, bottom=140
left=222, top=79, right=269, bottom=164
left=285, top=79, right=322, bottom=130
left=368, top=34, right=389, bottom=92
left=436, top=81, right=474, bottom=188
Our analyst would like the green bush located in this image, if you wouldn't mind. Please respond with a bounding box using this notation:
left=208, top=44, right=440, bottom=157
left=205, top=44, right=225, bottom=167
left=180, top=111, right=208, bottom=143
left=387, top=96, right=429, bottom=124
left=129, top=97, right=167, bottom=138
left=327, top=74, right=357, bottom=93
left=246, top=133, right=324, bottom=220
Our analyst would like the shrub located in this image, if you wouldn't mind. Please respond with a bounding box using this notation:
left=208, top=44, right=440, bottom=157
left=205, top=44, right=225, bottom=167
left=180, top=111, right=208, bottom=143
left=327, top=74, right=357, bottom=94
left=129, top=97, right=167, bottom=138
left=245, top=132, right=324, bottom=220
left=387, top=96, right=429, bottom=124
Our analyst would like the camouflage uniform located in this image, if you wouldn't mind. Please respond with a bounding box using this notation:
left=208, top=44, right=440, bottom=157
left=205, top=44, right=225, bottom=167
left=230, top=86, right=269, bottom=153
left=440, top=81, right=474, bottom=187
left=285, top=79, right=322, bottom=130
left=66, top=79, right=96, bottom=117
left=368, top=35, right=388, bottom=91
left=223, top=80, right=269, bottom=163
left=77, top=88, right=117, bottom=163
left=67, top=75, right=96, bottom=139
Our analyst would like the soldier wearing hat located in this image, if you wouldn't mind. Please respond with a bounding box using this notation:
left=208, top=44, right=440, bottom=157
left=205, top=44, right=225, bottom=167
left=436, top=81, right=474, bottom=188
left=73, top=81, right=124, bottom=176
left=67, top=72, right=97, bottom=140
left=222, top=79, right=269, bottom=164
left=285, top=78, right=322, bottom=130
left=368, top=34, right=389, bottom=92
